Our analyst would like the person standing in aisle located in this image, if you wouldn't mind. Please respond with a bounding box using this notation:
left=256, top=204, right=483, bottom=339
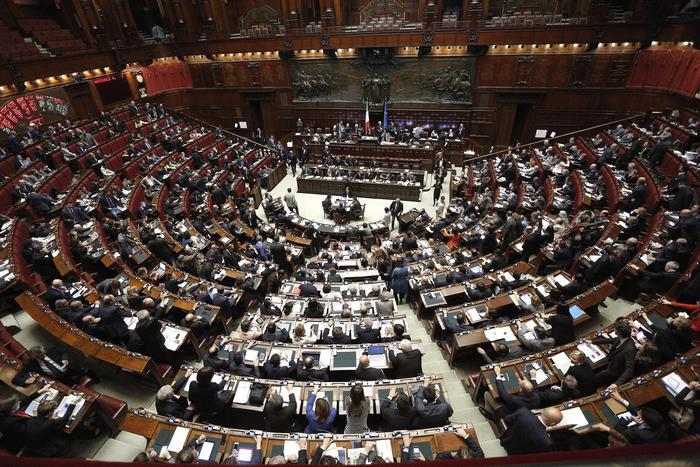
left=284, top=188, right=299, bottom=215
left=389, top=197, right=404, bottom=231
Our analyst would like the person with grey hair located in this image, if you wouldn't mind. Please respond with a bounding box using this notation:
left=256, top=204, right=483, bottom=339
left=156, top=367, right=194, bottom=420
left=263, top=383, right=297, bottom=432
left=388, top=340, right=423, bottom=379
left=375, top=290, right=395, bottom=317
left=11, top=344, right=95, bottom=386
left=135, top=309, right=176, bottom=367
left=357, top=317, right=381, bottom=343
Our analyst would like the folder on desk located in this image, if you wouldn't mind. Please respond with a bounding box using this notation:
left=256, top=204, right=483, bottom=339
left=400, top=441, right=433, bottom=461
left=487, top=370, right=519, bottom=393
left=662, top=372, right=689, bottom=397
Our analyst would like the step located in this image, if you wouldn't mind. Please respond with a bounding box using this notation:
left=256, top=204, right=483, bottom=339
left=91, top=437, right=145, bottom=462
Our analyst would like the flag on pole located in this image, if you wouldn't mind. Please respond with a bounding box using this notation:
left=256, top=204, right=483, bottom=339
left=383, top=101, right=388, bottom=128
left=364, top=100, right=370, bottom=134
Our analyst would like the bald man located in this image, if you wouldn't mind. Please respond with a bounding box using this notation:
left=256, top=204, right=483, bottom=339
left=500, top=406, right=563, bottom=455
left=355, top=354, right=386, bottom=381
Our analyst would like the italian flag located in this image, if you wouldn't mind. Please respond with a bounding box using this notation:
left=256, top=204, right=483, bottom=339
left=364, top=100, right=370, bottom=134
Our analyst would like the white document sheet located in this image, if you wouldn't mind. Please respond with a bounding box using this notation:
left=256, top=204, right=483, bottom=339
left=168, top=426, right=190, bottom=452
left=550, top=352, right=572, bottom=374
left=198, top=441, right=214, bottom=460
left=559, top=407, right=589, bottom=428
left=233, top=381, right=251, bottom=404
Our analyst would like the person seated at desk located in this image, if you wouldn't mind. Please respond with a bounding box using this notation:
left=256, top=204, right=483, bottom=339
left=586, top=322, right=636, bottom=389
left=476, top=343, right=524, bottom=366
left=357, top=318, right=381, bottom=343
left=376, top=291, right=395, bottom=317
left=633, top=310, right=693, bottom=364
left=156, top=368, right=194, bottom=420
left=259, top=297, right=282, bottom=317
left=264, top=385, right=298, bottom=433
left=467, top=282, right=493, bottom=301
left=322, top=195, right=332, bottom=213
left=388, top=340, right=423, bottom=378
left=263, top=353, right=297, bottom=379
left=320, top=283, right=341, bottom=300
left=45, top=279, right=72, bottom=309
left=299, top=281, right=319, bottom=298
left=350, top=196, right=362, bottom=215
left=203, top=344, right=229, bottom=371
left=535, top=374, right=580, bottom=406
left=21, top=399, right=77, bottom=458
left=262, top=322, right=290, bottom=343
left=327, top=268, right=342, bottom=283
left=322, top=324, right=352, bottom=344
left=380, top=392, right=416, bottom=431
left=305, top=385, right=337, bottom=434
left=587, top=390, right=669, bottom=445
left=499, top=407, right=563, bottom=455
left=304, top=299, right=324, bottom=319
left=516, top=324, right=555, bottom=353
left=188, top=366, right=230, bottom=424
left=414, top=379, right=453, bottom=428
left=544, top=303, right=576, bottom=346
left=565, top=350, right=595, bottom=396
left=445, top=312, right=474, bottom=335
left=228, top=351, right=261, bottom=378
left=356, top=354, right=386, bottom=381
left=482, top=365, right=541, bottom=420
left=382, top=323, right=411, bottom=343
left=11, top=345, right=94, bottom=387
left=292, top=324, right=318, bottom=345
left=295, top=356, right=329, bottom=382
left=135, top=310, right=176, bottom=366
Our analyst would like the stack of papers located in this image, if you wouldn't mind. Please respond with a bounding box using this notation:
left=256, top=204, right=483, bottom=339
left=233, top=381, right=251, bottom=404
left=662, top=372, right=689, bottom=397
left=577, top=342, right=605, bottom=363
left=484, top=326, right=517, bottom=342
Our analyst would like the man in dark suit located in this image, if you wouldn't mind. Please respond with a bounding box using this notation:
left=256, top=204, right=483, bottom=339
left=482, top=365, right=541, bottom=419
left=92, top=294, right=130, bottom=346
left=22, top=399, right=76, bottom=458
left=263, top=387, right=297, bottom=433
left=388, top=340, right=423, bottom=378
left=544, top=304, right=576, bottom=346
left=413, top=380, right=453, bottom=428
left=669, top=180, right=695, bottom=211
left=270, top=237, right=292, bottom=274
left=321, top=325, right=352, bottom=345
left=295, top=356, right=329, bottom=382
left=565, top=350, right=595, bottom=396
left=262, top=322, right=290, bottom=343
left=156, top=368, right=193, bottom=420
left=389, top=197, right=404, bottom=230
left=590, top=322, right=636, bottom=388
left=263, top=353, right=297, bottom=379
left=499, top=407, right=562, bottom=455
left=228, top=352, right=260, bottom=378
left=380, top=393, right=416, bottom=431
left=11, top=345, right=90, bottom=387
left=355, top=354, right=386, bottom=380
left=299, top=281, right=319, bottom=298
left=188, top=366, right=229, bottom=423
left=356, top=318, right=381, bottom=343
left=45, top=279, right=71, bottom=308
left=589, top=390, right=669, bottom=445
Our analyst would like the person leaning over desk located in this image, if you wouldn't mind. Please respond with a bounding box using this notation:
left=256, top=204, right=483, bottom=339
left=305, top=384, right=337, bottom=433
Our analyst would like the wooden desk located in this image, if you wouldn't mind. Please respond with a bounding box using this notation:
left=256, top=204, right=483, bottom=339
left=121, top=409, right=477, bottom=464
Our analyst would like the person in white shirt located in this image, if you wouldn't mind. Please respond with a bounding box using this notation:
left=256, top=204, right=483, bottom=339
left=435, top=196, right=446, bottom=218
